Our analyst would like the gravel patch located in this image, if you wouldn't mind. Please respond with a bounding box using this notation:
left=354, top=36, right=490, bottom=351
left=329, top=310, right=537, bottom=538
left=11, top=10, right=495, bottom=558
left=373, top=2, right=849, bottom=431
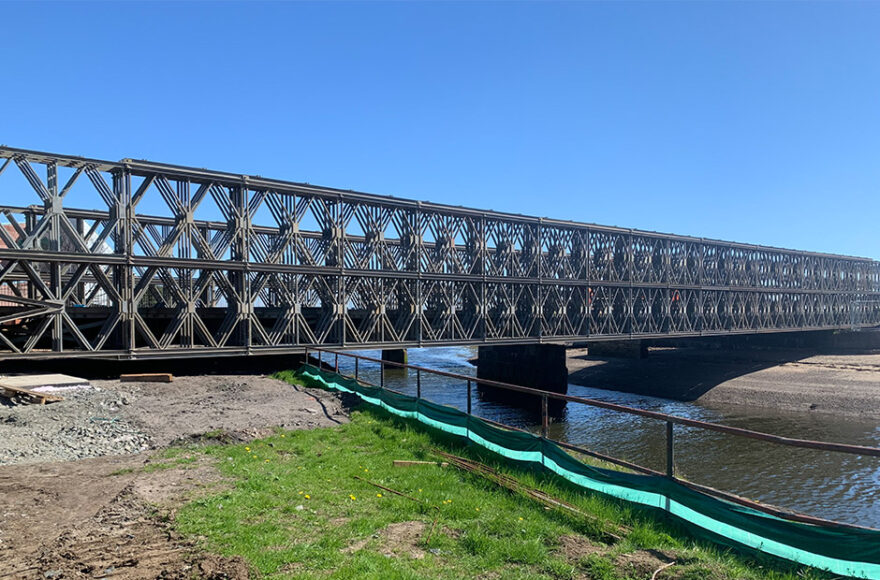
left=0, top=373, right=348, bottom=466
left=0, top=385, right=151, bottom=464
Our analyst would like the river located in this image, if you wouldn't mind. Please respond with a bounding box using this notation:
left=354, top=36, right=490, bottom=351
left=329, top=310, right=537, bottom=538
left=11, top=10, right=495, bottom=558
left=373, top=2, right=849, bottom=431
left=332, top=346, right=880, bottom=529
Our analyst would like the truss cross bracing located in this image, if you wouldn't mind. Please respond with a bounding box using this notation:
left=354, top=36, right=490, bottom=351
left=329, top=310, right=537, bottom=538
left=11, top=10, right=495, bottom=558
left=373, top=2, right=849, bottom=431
left=0, top=146, right=877, bottom=360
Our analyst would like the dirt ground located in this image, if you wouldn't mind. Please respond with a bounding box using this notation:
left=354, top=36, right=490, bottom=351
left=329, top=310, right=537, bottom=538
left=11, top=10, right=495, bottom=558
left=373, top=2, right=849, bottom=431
left=0, top=374, right=348, bottom=465
left=0, top=373, right=348, bottom=579
left=567, top=347, right=880, bottom=419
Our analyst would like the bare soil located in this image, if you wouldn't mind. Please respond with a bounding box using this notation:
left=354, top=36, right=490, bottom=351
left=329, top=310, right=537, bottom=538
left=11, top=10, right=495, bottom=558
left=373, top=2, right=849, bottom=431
left=614, top=549, right=676, bottom=577
left=341, top=520, right=428, bottom=560
left=0, top=374, right=348, bottom=465
left=0, top=454, right=250, bottom=579
left=556, top=534, right=604, bottom=560
left=0, top=373, right=349, bottom=579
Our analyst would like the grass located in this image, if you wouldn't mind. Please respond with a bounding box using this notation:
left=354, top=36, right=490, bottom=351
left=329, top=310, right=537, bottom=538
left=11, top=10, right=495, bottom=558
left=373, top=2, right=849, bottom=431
left=167, top=372, right=834, bottom=580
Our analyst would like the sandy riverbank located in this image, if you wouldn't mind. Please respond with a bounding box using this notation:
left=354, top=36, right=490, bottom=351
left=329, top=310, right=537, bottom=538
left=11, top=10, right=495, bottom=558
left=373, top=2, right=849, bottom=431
left=567, top=347, right=880, bottom=419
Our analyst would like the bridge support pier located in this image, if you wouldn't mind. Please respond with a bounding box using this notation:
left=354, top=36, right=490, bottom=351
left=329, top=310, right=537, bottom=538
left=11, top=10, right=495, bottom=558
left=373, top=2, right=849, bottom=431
left=381, top=349, right=408, bottom=371
left=477, top=344, right=568, bottom=395
left=588, top=340, right=648, bottom=359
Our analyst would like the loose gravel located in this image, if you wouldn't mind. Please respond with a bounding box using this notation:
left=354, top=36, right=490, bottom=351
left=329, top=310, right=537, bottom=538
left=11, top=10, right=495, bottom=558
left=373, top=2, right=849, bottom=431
left=0, top=385, right=151, bottom=463
left=0, top=373, right=348, bottom=466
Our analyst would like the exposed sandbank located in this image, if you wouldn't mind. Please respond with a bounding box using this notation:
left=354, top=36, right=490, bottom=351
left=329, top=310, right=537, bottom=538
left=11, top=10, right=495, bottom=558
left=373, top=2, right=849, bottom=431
left=566, top=347, right=880, bottom=419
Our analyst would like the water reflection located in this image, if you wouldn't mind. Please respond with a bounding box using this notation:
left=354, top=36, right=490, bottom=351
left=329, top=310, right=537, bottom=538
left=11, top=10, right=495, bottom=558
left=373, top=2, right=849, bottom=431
left=333, top=346, right=880, bottom=528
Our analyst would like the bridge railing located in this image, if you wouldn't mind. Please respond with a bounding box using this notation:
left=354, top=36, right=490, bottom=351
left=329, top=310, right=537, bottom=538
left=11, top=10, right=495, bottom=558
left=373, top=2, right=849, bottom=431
left=308, top=346, right=880, bottom=532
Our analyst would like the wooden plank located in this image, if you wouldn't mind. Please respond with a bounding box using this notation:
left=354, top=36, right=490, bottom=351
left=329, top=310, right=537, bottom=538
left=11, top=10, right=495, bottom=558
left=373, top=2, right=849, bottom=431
left=120, top=373, right=174, bottom=383
left=392, top=460, right=449, bottom=468
left=0, top=384, right=64, bottom=404
left=0, top=374, right=88, bottom=389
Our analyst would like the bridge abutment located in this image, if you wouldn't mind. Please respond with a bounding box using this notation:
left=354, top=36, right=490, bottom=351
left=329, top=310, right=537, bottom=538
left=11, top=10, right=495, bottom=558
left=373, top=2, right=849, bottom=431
left=825, top=329, right=880, bottom=351
left=587, top=340, right=648, bottom=359
left=660, top=329, right=880, bottom=353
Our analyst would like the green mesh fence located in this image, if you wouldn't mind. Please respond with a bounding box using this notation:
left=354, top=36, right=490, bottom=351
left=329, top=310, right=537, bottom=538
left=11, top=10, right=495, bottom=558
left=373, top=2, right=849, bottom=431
left=297, top=364, right=880, bottom=579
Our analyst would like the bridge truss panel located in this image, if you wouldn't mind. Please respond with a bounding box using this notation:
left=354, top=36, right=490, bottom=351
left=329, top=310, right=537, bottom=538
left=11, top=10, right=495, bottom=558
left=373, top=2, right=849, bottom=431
left=0, top=146, right=878, bottom=359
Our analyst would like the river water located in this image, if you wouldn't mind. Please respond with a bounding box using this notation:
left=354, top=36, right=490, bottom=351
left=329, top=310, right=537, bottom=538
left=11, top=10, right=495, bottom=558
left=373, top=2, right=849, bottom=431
left=333, top=346, right=880, bottom=529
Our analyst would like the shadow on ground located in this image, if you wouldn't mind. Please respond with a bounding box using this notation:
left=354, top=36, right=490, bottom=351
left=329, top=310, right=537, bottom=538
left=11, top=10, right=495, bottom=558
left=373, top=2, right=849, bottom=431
left=567, top=347, right=820, bottom=401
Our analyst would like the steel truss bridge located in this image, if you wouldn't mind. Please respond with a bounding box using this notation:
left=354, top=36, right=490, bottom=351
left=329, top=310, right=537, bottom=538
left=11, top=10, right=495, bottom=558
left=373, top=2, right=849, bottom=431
left=0, top=145, right=877, bottom=360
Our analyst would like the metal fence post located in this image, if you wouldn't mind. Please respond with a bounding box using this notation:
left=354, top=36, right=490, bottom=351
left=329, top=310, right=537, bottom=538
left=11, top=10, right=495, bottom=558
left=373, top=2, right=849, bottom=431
left=334, top=352, right=339, bottom=372
left=467, top=380, right=472, bottom=416
left=355, top=357, right=359, bottom=381
left=416, top=368, right=421, bottom=399
left=541, top=394, right=549, bottom=438
left=666, top=421, right=675, bottom=478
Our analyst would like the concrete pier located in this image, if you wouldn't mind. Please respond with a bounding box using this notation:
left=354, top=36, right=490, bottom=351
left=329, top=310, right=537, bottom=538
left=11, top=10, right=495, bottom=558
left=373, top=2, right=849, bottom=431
left=381, top=349, right=408, bottom=371
left=476, top=345, right=568, bottom=415
left=476, top=344, right=568, bottom=394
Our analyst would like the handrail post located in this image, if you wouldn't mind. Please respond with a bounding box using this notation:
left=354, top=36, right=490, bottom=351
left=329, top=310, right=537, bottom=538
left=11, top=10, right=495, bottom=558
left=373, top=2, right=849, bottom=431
left=318, top=349, right=322, bottom=368
left=541, top=394, right=549, bottom=438
left=334, top=352, right=339, bottom=372
left=380, top=360, right=385, bottom=389
left=666, top=421, right=675, bottom=478
left=304, top=347, right=308, bottom=365
left=467, top=380, right=472, bottom=416
left=355, top=357, right=359, bottom=381
left=416, top=368, right=421, bottom=399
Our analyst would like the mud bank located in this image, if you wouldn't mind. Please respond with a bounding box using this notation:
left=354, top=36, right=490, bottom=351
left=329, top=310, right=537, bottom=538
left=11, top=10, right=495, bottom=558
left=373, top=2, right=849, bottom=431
left=567, top=347, right=880, bottom=419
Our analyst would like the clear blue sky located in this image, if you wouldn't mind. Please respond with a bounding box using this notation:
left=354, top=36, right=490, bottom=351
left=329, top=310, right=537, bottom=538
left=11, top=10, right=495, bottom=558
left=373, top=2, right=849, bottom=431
left=2, top=1, right=879, bottom=258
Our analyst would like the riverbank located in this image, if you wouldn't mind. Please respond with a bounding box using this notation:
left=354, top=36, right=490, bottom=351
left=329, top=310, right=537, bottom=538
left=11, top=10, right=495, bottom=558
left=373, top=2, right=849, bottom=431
left=0, top=366, right=862, bottom=579
left=166, top=378, right=834, bottom=580
left=567, top=347, right=880, bottom=419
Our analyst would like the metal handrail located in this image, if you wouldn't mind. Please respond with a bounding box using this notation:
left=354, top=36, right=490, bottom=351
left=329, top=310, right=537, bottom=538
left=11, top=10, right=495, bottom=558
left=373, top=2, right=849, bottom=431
left=304, top=346, right=880, bottom=531
left=309, top=347, right=880, bottom=458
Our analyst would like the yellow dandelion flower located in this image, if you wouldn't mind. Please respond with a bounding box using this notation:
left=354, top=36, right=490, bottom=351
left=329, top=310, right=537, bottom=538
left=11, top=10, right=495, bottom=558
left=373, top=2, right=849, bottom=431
left=265, top=459, right=270, bottom=463
left=305, top=494, right=311, bottom=499
left=245, top=447, right=251, bottom=452
left=298, top=491, right=304, bottom=495
left=349, top=494, right=356, bottom=500
left=518, top=517, right=523, bottom=521
left=475, top=508, right=480, bottom=511
left=377, top=493, right=383, bottom=498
